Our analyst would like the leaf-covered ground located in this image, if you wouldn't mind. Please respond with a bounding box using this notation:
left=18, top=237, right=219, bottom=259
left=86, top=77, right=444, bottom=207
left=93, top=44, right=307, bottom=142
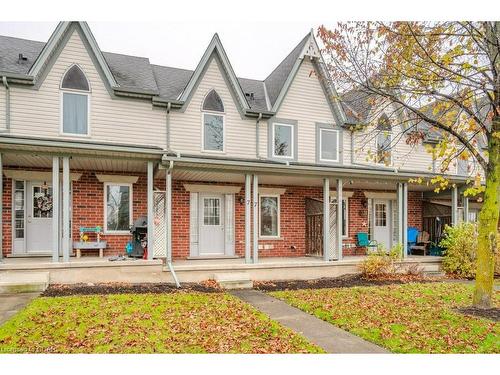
left=0, top=292, right=322, bottom=354
left=271, top=283, right=500, bottom=353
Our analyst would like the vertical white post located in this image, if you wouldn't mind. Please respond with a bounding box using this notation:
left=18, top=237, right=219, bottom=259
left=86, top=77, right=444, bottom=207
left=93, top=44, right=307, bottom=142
left=62, top=156, right=70, bottom=262
left=52, top=156, right=60, bottom=262
left=0, top=153, right=2, bottom=261
left=244, top=174, right=251, bottom=263
left=396, top=183, right=403, bottom=247
left=166, top=167, right=172, bottom=262
left=451, top=185, right=458, bottom=226
left=323, top=178, right=330, bottom=261
left=402, top=182, right=408, bottom=258
left=463, top=196, right=469, bottom=223
left=336, top=178, right=343, bottom=260
left=147, top=161, right=154, bottom=260
left=252, top=174, right=259, bottom=263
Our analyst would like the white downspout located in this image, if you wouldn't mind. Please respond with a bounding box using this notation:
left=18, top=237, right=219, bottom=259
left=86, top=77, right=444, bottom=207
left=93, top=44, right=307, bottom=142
left=256, top=113, right=262, bottom=159
left=2, top=77, right=10, bottom=131
left=165, top=160, right=180, bottom=287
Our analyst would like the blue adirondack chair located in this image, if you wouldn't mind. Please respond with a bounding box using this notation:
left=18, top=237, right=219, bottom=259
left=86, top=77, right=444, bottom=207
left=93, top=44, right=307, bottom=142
left=356, top=232, right=378, bottom=253
left=407, top=227, right=419, bottom=255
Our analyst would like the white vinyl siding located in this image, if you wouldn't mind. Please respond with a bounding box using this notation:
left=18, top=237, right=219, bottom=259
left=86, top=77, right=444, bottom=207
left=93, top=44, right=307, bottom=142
left=8, top=29, right=165, bottom=147
left=0, top=87, right=5, bottom=130
left=170, top=57, right=256, bottom=158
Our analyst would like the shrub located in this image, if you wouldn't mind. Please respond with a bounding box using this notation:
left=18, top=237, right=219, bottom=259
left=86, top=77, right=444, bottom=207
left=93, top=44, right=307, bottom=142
left=358, top=243, right=403, bottom=278
left=440, top=223, right=477, bottom=278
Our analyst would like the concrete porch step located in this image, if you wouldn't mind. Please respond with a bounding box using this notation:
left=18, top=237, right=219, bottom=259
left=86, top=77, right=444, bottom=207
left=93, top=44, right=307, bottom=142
left=213, top=272, right=253, bottom=289
left=0, top=271, right=50, bottom=294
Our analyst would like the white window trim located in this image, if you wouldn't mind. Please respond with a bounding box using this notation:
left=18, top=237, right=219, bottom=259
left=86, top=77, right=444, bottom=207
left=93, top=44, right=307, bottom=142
left=331, top=196, right=349, bottom=239
left=59, top=91, right=91, bottom=137
left=319, top=128, right=340, bottom=163
left=375, top=131, right=392, bottom=165
left=201, top=111, right=226, bottom=153
left=272, top=123, right=294, bottom=159
left=103, top=182, right=133, bottom=235
left=259, top=193, right=281, bottom=239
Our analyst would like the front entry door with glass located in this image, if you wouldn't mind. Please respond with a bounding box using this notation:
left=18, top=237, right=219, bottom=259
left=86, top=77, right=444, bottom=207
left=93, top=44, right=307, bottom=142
left=373, top=199, right=391, bottom=250
left=26, top=181, right=54, bottom=253
left=198, top=194, right=225, bottom=255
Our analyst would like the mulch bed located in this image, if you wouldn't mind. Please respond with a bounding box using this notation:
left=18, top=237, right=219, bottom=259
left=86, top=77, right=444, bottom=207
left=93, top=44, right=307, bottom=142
left=42, top=280, right=221, bottom=297
left=455, top=307, right=500, bottom=322
left=254, top=273, right=444, bottom=292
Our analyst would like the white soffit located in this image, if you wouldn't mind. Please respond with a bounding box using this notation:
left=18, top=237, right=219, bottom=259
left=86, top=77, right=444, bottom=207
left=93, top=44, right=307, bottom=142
left=329, top=190, right=355, bottom=198
left=364, top=191, right=397, bottom=199
left=95, top=174, right=139, bottom=184
left=3, top=170, right=82, bottom=181
left=183, top=184, right=241, bottom=194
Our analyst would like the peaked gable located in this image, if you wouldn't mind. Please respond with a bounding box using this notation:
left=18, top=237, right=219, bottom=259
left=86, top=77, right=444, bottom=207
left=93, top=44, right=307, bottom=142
left=178, top=34, right=249, bottom=113
left=29, top=22, right=118, bottom=89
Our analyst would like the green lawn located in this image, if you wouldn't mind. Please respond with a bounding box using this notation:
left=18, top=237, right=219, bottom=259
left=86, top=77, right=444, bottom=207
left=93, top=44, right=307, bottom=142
left=0, top=291, right=322, bottom=354
left=271, top=283, right=500, bottom=353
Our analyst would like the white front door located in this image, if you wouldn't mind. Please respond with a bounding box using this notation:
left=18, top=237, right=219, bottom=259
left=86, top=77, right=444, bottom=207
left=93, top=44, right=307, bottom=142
left=26, top=181, right=53, bottom=253
left=373, top=199, right=391, bottom=251
left=198, top=194, right=225, bottom=255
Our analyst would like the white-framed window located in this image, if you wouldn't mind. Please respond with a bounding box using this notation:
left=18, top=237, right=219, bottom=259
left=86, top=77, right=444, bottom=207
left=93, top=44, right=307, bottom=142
left=259, top=194, right=280, bottom=238
left=104, top=183, right=132, bottom=234
left=60, top=64, right=91, bottom=136
left=272, top=123, right=294, bottom=158
left=331, top=197, right=349, bottom=238
left=201, top=89, right=225, bottom=152
left=319, top=128, right=340, bottom=162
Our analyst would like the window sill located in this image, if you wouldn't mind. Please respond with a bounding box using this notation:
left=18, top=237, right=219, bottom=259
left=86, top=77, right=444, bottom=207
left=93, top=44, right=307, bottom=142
left=103, top=231, right=130, bottom=236
left=59, top=133, right=91, bottom=138
left=259, top=236, right=282, bottom=241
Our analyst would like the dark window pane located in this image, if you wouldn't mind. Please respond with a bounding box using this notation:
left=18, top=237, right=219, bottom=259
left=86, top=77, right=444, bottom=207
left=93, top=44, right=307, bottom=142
left=61, top=65, right=90, bottom=91
left=203, top=114, right=224, bottom=151
left=260, top=196, right=278, bottom=236
left=202, top=90, right=224, bottom=112
left=274, top=124, right=292, bottom=157
left=106, top=185, right=130, bottom=231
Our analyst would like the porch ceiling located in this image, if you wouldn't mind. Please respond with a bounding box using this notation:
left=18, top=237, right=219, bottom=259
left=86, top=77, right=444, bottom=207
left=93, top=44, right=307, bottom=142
left=1, top=153, right=149, bottom=173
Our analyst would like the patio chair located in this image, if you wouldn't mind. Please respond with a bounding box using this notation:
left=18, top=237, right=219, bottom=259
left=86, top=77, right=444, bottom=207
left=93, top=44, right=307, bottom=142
left=407, top=227, right=419, bottom=255
left=410, top=231, right=431, bottom=256
left=356, top=232, right=378, bottom=253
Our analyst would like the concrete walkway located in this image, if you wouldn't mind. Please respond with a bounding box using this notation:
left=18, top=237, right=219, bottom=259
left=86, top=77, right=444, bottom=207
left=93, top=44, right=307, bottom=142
left=0, top=293, right=39, bottom=326
left=232, top=289, right=389, bottom=354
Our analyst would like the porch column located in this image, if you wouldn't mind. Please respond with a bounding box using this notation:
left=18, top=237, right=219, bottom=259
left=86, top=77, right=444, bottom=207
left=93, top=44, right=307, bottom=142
left=244, top=174, right=252, bottom=263
left=322, top=178, right=330, bottom=261
left=52, top=157, right=60, bottom=262
left=396, top=183, right=404, bottom=247
left=252, top=174, right=259, bottom=263
left=147, top=161, right=154, bottom=260
left=166, top=166, right=172, bottom=262
left=62, top=156, right=70, bottom=262
left=402, top=182, right=408, bottom=258
left=336, top=178, right=343, bottom=260
left=451, top=185, right=458, bottom=226
left=463, top=196, right=469, bottom=223
left=0, top=153, right=2, bottom=261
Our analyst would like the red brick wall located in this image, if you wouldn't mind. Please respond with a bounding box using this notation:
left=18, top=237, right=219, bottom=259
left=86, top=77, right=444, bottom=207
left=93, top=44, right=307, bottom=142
left=1, top=171, right=424, bottom=259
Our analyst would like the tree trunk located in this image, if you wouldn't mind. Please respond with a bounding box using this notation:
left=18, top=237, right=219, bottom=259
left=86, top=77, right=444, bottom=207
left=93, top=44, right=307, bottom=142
left=473, top=121, right=500, bottom=308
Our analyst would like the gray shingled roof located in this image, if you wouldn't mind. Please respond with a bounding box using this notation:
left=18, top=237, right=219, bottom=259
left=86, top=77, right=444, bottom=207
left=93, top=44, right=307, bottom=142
left=0, top=35, right=44, bottom=74
left=264, top=34, right=310, bottom=108
left=103, top=52, right=158, bottom=94
left=0, top=32, right=311, bottom=113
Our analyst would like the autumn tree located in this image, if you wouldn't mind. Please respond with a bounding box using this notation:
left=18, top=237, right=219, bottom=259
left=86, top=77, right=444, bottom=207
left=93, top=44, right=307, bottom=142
left=318, top=22, right=499, bottom=308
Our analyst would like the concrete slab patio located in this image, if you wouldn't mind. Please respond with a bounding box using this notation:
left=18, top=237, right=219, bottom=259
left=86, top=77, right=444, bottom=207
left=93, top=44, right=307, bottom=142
left=232, top=289, right=389, bottom=354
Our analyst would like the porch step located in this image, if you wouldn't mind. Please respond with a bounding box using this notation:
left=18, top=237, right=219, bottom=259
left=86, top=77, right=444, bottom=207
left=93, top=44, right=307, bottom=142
left=0, top=271, right=50, bottom=294
left=213, top=272, right=253, bottom=290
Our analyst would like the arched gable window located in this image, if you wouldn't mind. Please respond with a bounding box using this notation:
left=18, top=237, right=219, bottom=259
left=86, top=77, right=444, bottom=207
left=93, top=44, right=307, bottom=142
left=202, top=90, right=225, bottom=152
left=61, top=65, right=90, bottom=136
left=376, top=114, right=392, bottom=165
left=202, top=89, right=224, bottom=112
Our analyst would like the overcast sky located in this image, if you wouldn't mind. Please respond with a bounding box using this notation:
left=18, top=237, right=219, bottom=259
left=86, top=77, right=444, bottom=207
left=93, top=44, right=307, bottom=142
left=0, top=21, right=317, bottom=80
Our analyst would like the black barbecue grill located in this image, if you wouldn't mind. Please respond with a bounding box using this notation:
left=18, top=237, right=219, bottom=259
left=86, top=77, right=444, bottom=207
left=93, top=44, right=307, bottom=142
left=129, top=216, right=147, bottom=258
